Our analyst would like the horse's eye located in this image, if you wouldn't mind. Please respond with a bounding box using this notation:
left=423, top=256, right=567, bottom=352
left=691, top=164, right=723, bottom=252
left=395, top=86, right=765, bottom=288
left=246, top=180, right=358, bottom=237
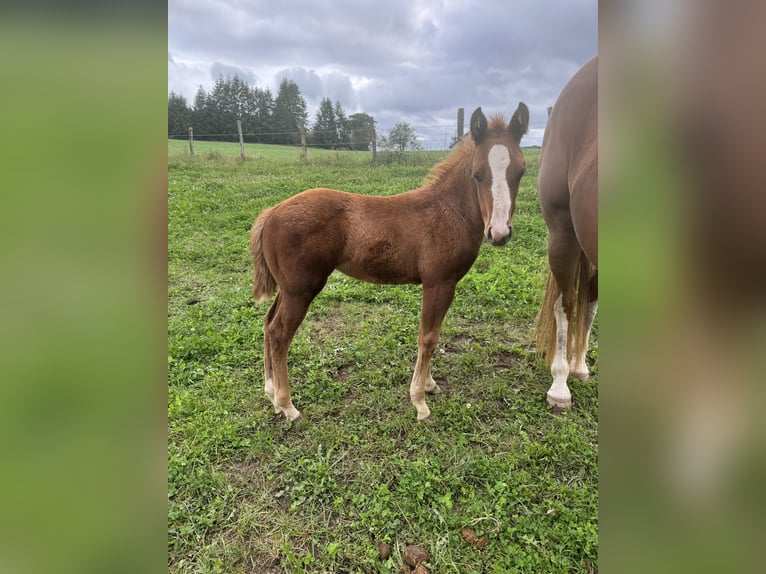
left=473, top=173, right=482, bottom=182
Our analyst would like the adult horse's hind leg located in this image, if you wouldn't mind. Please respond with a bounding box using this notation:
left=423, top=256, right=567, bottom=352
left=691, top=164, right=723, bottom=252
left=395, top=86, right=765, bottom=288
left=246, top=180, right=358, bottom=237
left=569, top=270, right=598, bottom=381
left=546, top=229, right=582, bottom=409
left=265, top=291, right=315, bottom=422
left=410, top=281, right=456, bottom=420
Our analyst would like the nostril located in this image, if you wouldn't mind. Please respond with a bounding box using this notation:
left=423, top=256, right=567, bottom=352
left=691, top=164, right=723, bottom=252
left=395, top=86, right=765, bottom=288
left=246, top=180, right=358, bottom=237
left=486, top=225, right=513, bottom=246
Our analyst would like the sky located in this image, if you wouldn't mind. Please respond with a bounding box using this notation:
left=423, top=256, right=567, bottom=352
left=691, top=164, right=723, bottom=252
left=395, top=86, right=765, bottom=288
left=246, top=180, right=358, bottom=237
left=168, top=0, right=597, bottom=148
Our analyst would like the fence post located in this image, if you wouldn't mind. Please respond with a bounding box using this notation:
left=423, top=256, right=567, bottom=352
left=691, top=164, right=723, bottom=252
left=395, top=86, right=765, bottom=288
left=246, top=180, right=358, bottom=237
left=457, top=107, right=464, bottom=141
left=299, top=124, right=307, bottom=161
left=188, top=127, right=194, bottom=158
left=371, top=128, right=377, bottom=162
left=236, top=119, right=245, bottom=160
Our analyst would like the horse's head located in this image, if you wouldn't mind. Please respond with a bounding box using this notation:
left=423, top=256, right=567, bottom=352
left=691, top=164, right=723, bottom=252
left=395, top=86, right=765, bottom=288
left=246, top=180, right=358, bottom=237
left=469, top=103, right=529, bottom=246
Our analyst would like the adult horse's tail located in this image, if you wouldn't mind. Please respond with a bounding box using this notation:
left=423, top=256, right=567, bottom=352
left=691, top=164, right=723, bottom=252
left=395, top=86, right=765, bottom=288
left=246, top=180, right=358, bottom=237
left=535, top=252, right=593, bottom=366
left=250, top=208, right=277, bottom=303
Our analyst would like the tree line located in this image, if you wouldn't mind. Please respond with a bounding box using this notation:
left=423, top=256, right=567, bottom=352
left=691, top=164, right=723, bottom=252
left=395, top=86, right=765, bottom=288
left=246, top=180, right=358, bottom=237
left=168, top=75, right=376, bottom=151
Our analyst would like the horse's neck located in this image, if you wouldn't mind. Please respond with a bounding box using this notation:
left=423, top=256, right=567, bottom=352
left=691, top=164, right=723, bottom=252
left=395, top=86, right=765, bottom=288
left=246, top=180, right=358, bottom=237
left=424, top=166, right=483, bottom=234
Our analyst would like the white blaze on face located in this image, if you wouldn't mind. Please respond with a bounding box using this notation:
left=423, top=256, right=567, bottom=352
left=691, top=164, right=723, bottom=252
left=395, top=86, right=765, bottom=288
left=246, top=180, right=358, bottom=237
left=488, top=144, right=512, bottom=240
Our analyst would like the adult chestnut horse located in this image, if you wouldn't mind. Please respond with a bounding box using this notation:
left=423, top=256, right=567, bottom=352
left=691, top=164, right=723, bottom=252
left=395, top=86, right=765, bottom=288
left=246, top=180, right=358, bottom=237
left=536, top=57, right=598, bottom=409
left=251, top=104, right=529, bottom=422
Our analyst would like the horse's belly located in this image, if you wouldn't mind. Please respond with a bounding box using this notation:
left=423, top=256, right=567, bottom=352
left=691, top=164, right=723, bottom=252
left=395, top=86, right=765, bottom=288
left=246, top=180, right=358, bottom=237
left=336, top=252, right=420, bottom=285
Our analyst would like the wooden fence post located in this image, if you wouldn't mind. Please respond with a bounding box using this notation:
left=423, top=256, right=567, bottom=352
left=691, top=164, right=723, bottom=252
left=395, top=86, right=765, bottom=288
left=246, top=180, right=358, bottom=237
left=237, top=119, right=245, bottom=159
left=457, top=107, right=464, bottom=140
left=188, top=127, right=194, bottom=158
left=300, top=124, right=307, bottom=161
left=371, top=128, right=377, bottom=162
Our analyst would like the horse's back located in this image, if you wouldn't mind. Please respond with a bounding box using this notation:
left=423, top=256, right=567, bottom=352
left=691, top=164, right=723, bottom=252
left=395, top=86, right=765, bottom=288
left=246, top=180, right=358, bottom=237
left=260, top=185, right=476, bottom=287
left=539, top=57, right=598, bottom=267
left=260, top=187, right=422, bottom=286
left=540, top=57, right=597, bottom=199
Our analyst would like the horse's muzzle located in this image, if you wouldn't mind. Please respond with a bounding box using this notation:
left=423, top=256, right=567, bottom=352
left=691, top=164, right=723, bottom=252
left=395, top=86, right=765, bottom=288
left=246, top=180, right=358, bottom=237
left=487, top=225, right=512, bottom=246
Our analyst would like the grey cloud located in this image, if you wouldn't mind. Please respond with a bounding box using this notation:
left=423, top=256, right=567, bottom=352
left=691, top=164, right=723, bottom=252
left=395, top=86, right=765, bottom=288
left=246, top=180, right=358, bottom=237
left=276, top=67, right=357, bottom=112
left=276, top=67, right=323, bottom=100
left=321, top=72, right=355, bottom=107
left=169, top=0, right=597, bottom=146
left=211, top=62, right=257, bottom=85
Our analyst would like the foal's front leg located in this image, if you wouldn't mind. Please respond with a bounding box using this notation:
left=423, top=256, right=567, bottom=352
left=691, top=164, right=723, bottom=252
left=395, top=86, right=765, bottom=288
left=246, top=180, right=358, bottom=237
left=410, top=282, right=456, bottom=420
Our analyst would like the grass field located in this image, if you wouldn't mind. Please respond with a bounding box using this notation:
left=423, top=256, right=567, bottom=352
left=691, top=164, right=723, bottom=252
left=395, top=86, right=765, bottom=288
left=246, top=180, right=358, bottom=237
left=168, top=139, right=598, bottom=573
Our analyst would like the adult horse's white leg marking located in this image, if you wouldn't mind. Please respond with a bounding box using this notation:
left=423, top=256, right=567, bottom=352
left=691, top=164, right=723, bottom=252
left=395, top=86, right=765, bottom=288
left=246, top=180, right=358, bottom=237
left=488, top=144, right=512, bottom=242
left=547, top=294, right=572, bottom=408
left=570, top=300, right=598, bottom=380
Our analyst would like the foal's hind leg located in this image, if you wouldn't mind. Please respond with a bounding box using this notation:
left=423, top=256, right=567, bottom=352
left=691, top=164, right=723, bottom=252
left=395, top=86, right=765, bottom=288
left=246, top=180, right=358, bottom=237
left=263, top=294, right=280, bottom=412
left=266, top=291, right=315, bottom=422
left=410, top=281, right=456, bottom=420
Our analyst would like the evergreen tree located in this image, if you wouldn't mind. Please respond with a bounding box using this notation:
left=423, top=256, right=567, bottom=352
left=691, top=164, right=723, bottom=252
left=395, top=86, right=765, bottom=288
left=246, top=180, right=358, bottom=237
left=242, top=85, right=258, bottom=142
left=273, top=78, right=307, bottom=145
left=167, top=92, right=191, bottom=139
left=334, top=101, right=350, bottom=149
left=207, top=75, right=234, bottom=141
left=348, top=112, right=376, bottom=151
left=191, top=86, right=211, bottom=138
left=311, top=98, right=337, bottom=148
left=252, top=88, right=275, bottom=144
left=230, top=75, right=250, bottom=120
left=174, top=77, right=315, bottom=145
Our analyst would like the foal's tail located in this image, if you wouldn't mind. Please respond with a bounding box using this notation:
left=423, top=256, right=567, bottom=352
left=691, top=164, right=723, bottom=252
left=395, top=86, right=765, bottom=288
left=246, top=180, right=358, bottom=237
left=250, top=208, right=277, bottom=303
left=534, top=252, right=594, bottom=365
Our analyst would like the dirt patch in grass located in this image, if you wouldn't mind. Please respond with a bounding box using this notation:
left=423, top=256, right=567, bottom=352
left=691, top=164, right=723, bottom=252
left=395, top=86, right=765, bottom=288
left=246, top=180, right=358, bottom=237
left=495, top=350, right=516, bottom=369
left=442, top=331, right=474, bottom=354
left=304, top=303, right=351, bottom=341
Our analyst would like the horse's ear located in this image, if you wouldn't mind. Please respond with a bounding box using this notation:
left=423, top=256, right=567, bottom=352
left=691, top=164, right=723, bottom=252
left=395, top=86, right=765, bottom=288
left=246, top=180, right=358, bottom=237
left=470, top=107, right=488, bottom=144
left=509, top=101, right=529, bottom=140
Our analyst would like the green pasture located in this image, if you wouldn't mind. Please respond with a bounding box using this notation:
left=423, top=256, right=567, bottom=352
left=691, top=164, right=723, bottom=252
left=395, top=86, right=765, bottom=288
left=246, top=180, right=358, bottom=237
left=168, top=141, right=598, bottom=573
left=167, top=138, right=445, bottom=164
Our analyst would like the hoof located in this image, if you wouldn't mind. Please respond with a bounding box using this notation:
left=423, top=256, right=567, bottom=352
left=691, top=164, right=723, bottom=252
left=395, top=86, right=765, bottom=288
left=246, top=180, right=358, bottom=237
left=426, top=384, right=442, bottom=395
left=417, top=412, right=431, bottom=422
left=570, top=371, right=590, bottom=382
left=546, top=393, right=572, bottom=410
left=288, top=412, right=302, bottom=424
left=279, top=405, right=301, bottom=422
